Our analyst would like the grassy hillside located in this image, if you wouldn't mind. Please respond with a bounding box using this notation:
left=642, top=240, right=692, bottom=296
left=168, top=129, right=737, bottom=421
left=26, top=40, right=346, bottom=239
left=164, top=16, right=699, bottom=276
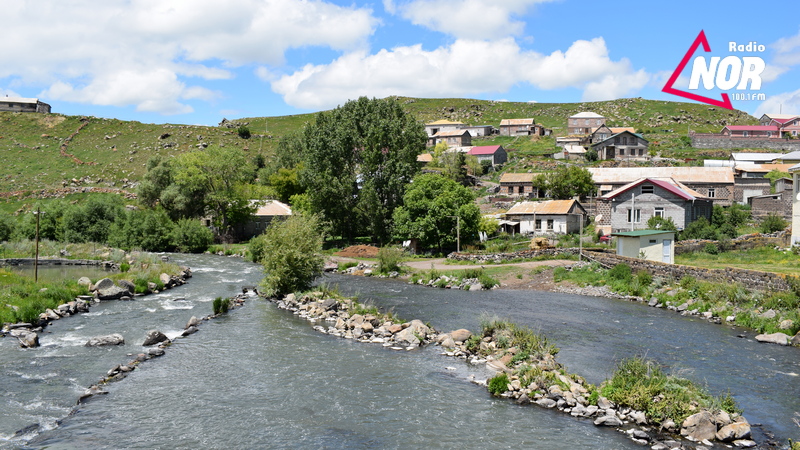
left=0, top=97, right=757, bottom=194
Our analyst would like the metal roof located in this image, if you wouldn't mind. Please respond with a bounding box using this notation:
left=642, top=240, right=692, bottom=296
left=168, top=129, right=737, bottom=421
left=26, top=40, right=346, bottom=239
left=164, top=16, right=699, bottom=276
left=433, top=130, right=470, bottom=137
left=505, top=199, right=584, bottom=215
left=591, top=130, right=648, bottom=147
left=468, top=145, right=502, bottom=155
left=570, top=112, right=604, bottom=118
left=499, top=173, right=535, bottom=183
left=426, top=120, right=464, bottom=125
left=730, top=152, right=783, bottom=162
left=599, top=177, right=706, bottom=201
left=735, top=163, right=795, bottom=173
left=723, top=125, right=779, bottom=131
left=2, top=97, right=40, bottom=104
left=499, top=118, right=534, bottom=126
left=613, top=230, right=675, bottom=237
left=588, top=167, right=733, bottom=184
left=777, top=151, right=800, bottom=160
left=789, top=163, right=800, bottom=172
left=253, top=200, right=292, bottom=217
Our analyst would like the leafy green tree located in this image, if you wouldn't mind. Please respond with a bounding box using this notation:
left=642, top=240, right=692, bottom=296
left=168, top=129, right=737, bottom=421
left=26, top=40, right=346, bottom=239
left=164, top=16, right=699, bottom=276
left=0, top=215, right=14, bottom=241
left=679, top=217, right=718, bottom=240
left=759, top=213, right=788, bottom=234
left=62, top=195, right=124, bottom=243
left=14, top=201, right=68, bottom=241
left=393, top=173, right=480, bottom=252
left=438, top=150, right=468, bottom=183
left=268, top=165, right=304, bottom=203
left=257, top=214, right=325, bottom=297
left=237, top=125, right=251, bottom=139
left=170, top=218, right=214, bottom=253
left=646, top=216, right=677, bottom=231
left=465, top=154, right=483, bottom=177
left=545, top=165, right=594, bottom=199
left=107, top=208, right=175, bottom=251
left=300, top=96, right=426, bottom=243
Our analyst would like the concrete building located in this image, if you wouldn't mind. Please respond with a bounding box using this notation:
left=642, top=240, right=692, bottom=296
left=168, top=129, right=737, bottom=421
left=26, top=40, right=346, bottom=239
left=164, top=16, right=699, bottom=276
left=613, top=230, right=676, bottom=264
left=504, top=199, right=586, bottom=235
left=568, top=112, right=605, bottom=135
left=0, top=96, right=51, bottom=113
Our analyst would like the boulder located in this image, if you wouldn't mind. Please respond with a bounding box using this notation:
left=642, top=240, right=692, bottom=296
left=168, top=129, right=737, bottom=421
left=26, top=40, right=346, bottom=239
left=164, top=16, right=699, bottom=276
left=449, top=329, right=472, bottom=343
left=159, top=273, right=171, bottom=286
left=117, top=279, right=135, bottom=295
left=758, top=309, right=776, bottom=319
left=792, top=331, right=800, bottom=346
left=93, top=277, right=115, bottom=291
left=77, top=276, right=92, bottom=287
left=85, top=334, right=125, bottom=347
left=320, top=298, right=338, bottom=311
left=716, top=421, right=751, bottom=442
left=97, top=284, right=128, bottom=300
left=779, top=319, right=794, bottom=330
left=732, top=439, right=757, bottom=448
left=440, top=336, right=456, bottom=349
left=10, top=329, right=39, bottom=348
left=596, top=396, right=614, bottom=410
left=535, top=398, right=557, bottom=408
left=681, top=411, right=716, bottom=442
left=755, top=332, right=789, bottom=346
left=594, top=415, right=623, bottom=427
left=186, top=316, right=200, bottom=329
left=182, top=326, right=198, bottom=336
left=394, top=320, right=431, bottom=346
left=148, top=347, right=165, bottom=357
left=142, top=330, right=169, bottom=346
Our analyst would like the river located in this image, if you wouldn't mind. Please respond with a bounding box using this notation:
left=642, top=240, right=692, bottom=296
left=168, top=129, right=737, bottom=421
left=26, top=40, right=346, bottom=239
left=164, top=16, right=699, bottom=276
left=1, top=254, right=798, bottom=448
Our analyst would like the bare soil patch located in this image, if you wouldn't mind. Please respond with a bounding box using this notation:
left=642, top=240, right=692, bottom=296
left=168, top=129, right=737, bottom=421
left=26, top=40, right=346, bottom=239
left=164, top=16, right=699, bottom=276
left=334, top=245, right=380, bottom=258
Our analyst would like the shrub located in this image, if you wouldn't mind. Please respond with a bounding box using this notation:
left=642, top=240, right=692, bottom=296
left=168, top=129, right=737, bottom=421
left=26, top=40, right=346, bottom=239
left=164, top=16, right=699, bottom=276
left=0, top=215, right=15, bottom=242
left=213, top=297, right=230, bottom=315
left=237, top=125, right=251, bottom=139
left=608, top=264, right=632, bottom=282
left=488, top=373, right=509, bottom=396
left=478, top=273, right=499, bottom=289
left=463, top=268, right=483, bottom=279
left=258, top=214, right=325, bottom=297
left=703, top=243, right=719, bottom=254
left=120, top=263, right=130, bottom=273
left=170, top=218, right=214, bottom=253
left=377, top=246, right=404, bottom=274
left=760, top=213, right=788, bottom=234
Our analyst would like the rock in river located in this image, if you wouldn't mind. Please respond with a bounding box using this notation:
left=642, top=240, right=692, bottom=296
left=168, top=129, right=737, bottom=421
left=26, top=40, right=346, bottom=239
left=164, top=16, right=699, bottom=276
left=85, top=334, right=125, bottom=347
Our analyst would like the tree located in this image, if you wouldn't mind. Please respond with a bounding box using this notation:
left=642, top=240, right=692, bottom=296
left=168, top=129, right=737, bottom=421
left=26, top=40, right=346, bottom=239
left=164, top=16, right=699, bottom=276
left=393, top=173, right=480, bottom=252
left=0, top=214, right=14, bottom=242
left=62, top=195, right=124, bottom=243
left=300, top=96, right=426, bottom=243
left=646, top=215, right=677, bottom=231
left=544, top=165, right=594, bottom=199
left=107, top=207, right=175, bottom=251
left=255, top=214, right=325, bottom=297
left=759, top=213, right=788, bottom=234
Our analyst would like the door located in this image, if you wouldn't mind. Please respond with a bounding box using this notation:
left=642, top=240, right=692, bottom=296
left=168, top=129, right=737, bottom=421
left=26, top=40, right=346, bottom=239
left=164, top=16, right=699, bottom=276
left=662, top=239, right=672, bottom=263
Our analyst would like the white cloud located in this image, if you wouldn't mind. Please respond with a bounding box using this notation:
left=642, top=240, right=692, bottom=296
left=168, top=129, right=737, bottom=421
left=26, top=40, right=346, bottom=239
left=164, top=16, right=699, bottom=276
left=391, top=0, right=553, bottom=40
left=272, top=37, right=650, bottom=110
left=0, top=0, right=377, bottom=115
left=755, top=88, right=800, bottom=117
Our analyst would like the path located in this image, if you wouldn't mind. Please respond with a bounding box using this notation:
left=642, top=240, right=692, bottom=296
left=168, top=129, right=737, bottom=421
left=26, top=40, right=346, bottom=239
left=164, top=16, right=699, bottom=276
left=329, top=256, right=577, bottom=271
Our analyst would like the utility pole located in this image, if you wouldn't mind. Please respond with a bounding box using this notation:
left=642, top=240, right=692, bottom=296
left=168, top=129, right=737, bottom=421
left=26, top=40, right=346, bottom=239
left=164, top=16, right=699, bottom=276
left=34, top=207, right=41, bottom=283
left=448, top=215, right=461, bottom=253
left=579, top=212, right=583, bottom=262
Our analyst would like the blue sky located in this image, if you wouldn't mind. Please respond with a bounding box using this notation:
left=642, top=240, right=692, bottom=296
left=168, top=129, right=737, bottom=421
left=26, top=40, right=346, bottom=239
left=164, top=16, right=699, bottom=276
left=1, top=0, right=799, bottom=126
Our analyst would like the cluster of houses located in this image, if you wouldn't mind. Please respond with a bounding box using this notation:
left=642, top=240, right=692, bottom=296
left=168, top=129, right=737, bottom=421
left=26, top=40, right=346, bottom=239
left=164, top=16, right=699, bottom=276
left=554, top=112, right=649, bottom=161
left=691, top=113, right=800, bottom=150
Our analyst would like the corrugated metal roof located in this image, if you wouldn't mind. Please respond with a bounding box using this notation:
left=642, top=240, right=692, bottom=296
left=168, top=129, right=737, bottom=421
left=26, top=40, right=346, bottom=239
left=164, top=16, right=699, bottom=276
left=253, top=200, right=292, bottom=217
left=763, top=114, right=798, bottom=120
left=723, top=125, right=779, bottom=131
left=499, top=173, right=534, bottom=183
left=789, top=163, right=800, bottom=172
left=777, top=151, right=800, bottom=160
left=2, top=97, right=40, bottom=104
left=505, top=199, right=583, bottom=215
left=468, top=145, right=502, bottom=155
left=433, top=130, right=470, bottom=137
left=600, top=178, right=705, bottom=201
left=735, top=163, right=795, bottom=173
left=609, top=127, right=635, bottom=134
left=570, top=112, right=604, bottom=118
left=426, top=120, right=464, bottom=125
left=588, top=167, right=734, bottom=184
left=499, top=118, right=534, bottom=126
left=730, top=152, right=783, bottom=162
left=417, top=153, right=433, bottom=162
left=613, top=230, right=675, bottom=237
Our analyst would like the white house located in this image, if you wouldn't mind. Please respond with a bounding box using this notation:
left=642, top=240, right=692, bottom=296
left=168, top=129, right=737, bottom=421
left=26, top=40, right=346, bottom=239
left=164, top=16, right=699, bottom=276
left=504, top=199, right=586, bottom=235
left=613, top=229, right=676, bottom=264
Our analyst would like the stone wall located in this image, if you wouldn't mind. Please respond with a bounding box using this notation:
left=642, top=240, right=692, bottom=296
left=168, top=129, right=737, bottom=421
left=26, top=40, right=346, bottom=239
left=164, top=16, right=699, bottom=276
left=0, top=258, right=116, bottom=268
left=583, top=250, right=791, bottom=292
left=448, top=248, right=577, bottom=263
left=691, top=135, right=800, bottom=151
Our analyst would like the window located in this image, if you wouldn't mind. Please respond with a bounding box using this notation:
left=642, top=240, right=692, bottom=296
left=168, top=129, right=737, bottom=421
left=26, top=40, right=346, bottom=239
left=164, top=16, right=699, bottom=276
left=518, top=186, right=524, bottom=194
left=707, top=188, right=716, bottom=198
left=535, top=219, right=541, bottom=230
left=627, top=209, right=641, bottom=223
left=641, top=185, right=654, bottom=194
left=649, top=239, right=657, bottom=244
left=508, top=186, right=514, bottom=194
left=620, top=148, right=625, bottom=155
left=743, top=131, right=749, bottom=137
left=546, top=219, right=554, bottom=231
left=615, top=137, right=620, bottom=144
left=654, top=207, right=664, bottom=218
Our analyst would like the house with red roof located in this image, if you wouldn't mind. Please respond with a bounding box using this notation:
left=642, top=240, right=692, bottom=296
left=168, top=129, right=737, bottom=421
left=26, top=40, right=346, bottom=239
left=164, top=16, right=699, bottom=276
left=467, top=145, right=507, bottom=167
left=595, top=178, right=712, bottom=235
left=759, top=114, right=800, bottom=137
left=720, top=125, right=780, bottom=138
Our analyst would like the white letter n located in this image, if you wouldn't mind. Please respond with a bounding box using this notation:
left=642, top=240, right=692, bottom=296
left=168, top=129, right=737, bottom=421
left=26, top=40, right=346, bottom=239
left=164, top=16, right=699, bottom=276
left=688, top=56, right=720, bottom=90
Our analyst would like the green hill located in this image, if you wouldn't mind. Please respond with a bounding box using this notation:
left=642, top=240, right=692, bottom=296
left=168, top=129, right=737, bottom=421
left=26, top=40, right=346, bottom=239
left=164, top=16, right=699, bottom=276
left=0, top=97, right=755, bottom=194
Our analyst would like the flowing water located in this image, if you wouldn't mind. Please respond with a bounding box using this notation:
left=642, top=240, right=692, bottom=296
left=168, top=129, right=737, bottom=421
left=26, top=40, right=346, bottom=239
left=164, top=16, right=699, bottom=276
left=1, top=254, right=798, bottom=449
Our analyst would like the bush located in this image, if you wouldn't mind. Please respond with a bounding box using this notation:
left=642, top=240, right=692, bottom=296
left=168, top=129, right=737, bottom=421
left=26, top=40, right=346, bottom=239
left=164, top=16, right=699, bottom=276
left=120, top=263, right=130, bottom=273
left=0, top=215, right=15, bottom=242
left=258, top=214, right=325, bottom=297
left=703, top=243, right=719, bottom=254
left=213, top=296, right=230, bottom=315
left=759, top=213, right=788, bottom=234
left=377, top=246, right=404, bottom=274
left=488, top=373, right=509, bottom=396
left=608, top=264, right=632, bottom=282
left=237, top=125, right=251, bottom=139
left=478, top=273, right=499, bottom=289
left=170, top=218, right=214, bottom=253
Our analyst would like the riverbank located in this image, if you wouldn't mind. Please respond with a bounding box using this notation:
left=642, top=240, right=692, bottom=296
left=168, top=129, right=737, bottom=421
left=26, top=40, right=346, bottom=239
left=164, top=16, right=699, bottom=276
left=266, top=288, right=755, bottom=449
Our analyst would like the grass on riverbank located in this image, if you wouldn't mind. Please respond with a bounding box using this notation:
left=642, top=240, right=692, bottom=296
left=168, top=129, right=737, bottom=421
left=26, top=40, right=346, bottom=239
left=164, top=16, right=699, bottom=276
left=675, top=246, right=800, bottom=276
left=0, top=269, right=90, bottom=324
left=554, top=262, right=800, bottom=337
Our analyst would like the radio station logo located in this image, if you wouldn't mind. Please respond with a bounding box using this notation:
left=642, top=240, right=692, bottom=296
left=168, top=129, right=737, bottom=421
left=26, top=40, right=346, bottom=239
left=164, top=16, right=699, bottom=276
left=662, top=30, right=766, bottom=109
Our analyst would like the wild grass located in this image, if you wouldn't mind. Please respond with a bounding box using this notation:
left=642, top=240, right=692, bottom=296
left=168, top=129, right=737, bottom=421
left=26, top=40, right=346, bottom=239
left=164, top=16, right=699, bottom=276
left=675, top=246, right=800, bottom=276
left=478, top=315, right=559, bottom=360
left=0, top=269, right=90, bottom=323
left=600, top=356, right=741, bottom=425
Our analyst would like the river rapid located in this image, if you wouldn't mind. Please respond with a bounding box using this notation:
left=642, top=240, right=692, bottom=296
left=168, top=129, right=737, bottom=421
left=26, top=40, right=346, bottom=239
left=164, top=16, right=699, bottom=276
left=1, top=254, right=798, bottom=449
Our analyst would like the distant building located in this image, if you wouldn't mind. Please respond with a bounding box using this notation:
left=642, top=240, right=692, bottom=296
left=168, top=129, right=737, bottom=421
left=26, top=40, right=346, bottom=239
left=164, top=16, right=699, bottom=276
left=590, top=131, right=649, bottom=160
left=0, top=96, right=51, bottom=113
left=427, top=130, right=472, bottom=148
left=233, top=200, right=292, bottom=240
left=499, top=118, right=536, bottom=136
left=568, top=112, right=605, bottom=135
left=424, top=120, right=465, bottom=137
left=499, top=173, right=538, bottom=197
left=504, top=199, right=586, bottom=235
left=467, top=145, right=507, bottom=167
left=588, top=167, right=734, bottom=206
left=613, top=230, right=676, bottom=264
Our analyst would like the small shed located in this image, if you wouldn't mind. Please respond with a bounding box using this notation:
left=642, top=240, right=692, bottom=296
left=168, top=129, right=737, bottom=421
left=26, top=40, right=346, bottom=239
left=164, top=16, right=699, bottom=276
left=612, top=230, right=675, bottom=264
left=467, top=145, right=507, bottom=166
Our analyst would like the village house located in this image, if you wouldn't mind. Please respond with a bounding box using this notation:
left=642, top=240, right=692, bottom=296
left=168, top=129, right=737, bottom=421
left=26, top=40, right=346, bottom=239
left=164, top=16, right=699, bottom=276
left=692, top=116, right=800, bottom=150
left=498, top=173, right=539, bottom=197
left=504, top=199, right=586, bottom=235
left=595, top=177, right=713, bottom=236
left=467, top=145, right=507, bottom=167
left=588, top=167, right=734, bottom=206
left=499, top=118, right=538, bottom=136
left=791, top=163, right=800, bottom=246
left=424, top=120, right=465, bottom=137
left=613, top=230, right=676, bottom=264
left=464, top=125, right=494, bottom=137
left=733, top=163, right=795, bottom=205
left=568, top=112, right=605, bottom=135
left=589, top=125, right=636, bottom=144
left=0, top=96, right=51, bottom=113
left=590, top=130, right=649, bottom=160
left=233, top=200, right=292, bottom=240
left=748, top=176, right=793, bottom=220
left=759, top=114, right=800, bottom=137
left=774, top=151, right=800, bottom=165
left=427, top=129, right=472, bottom=148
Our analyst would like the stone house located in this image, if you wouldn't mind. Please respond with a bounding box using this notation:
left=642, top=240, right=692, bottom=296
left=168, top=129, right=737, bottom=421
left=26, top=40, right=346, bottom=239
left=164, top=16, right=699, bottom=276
left=791, top=163, right=800, bottom=246
left=733, top=163, right=795, bottom=205
left=588, top=167, right=734, bottom=207
left=499, top=118, right=537, bottom=136
left=467, top=145, right=507, bottom=166
left=759, top=114, right=800, bottom=138
left=424, top=120, right=465, bottom=137
left=499, top=173, right=539, bottom=197
left=504, top=199, right=586, bottom=235
left=0, top=96, right=51, bottom=113
left=590, top=131, right=649, bottom=160
left=589, top=125, right=635, bottom=144
left=596, top=178, right=713, bottom=235
left=464, top=125, right=494, bottom=137
left=568, top=112, right=605, bottom=135
left=748, top=185, right=792, bottom=220
left=427, top=130, right=472, bottom=148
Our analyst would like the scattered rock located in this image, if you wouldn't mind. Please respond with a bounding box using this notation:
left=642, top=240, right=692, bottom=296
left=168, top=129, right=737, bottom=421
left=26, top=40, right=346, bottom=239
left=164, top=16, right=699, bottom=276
left=681, top=411, right=717, bottom=442
left=754, top=332, right=789, bottom=346
left=450, top=329, right=472, bottom=342
left=142, top=330, right=168, bottom=346
left=716, top=420, right=751, bottom=442
left=85, top=334, right=125, bottom=347
left=10, top=329, right=39, bottom=348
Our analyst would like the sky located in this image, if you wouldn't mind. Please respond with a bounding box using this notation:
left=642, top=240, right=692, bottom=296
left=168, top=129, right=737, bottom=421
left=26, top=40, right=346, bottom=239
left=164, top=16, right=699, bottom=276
left=1, top=0, right=799, bottom=126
